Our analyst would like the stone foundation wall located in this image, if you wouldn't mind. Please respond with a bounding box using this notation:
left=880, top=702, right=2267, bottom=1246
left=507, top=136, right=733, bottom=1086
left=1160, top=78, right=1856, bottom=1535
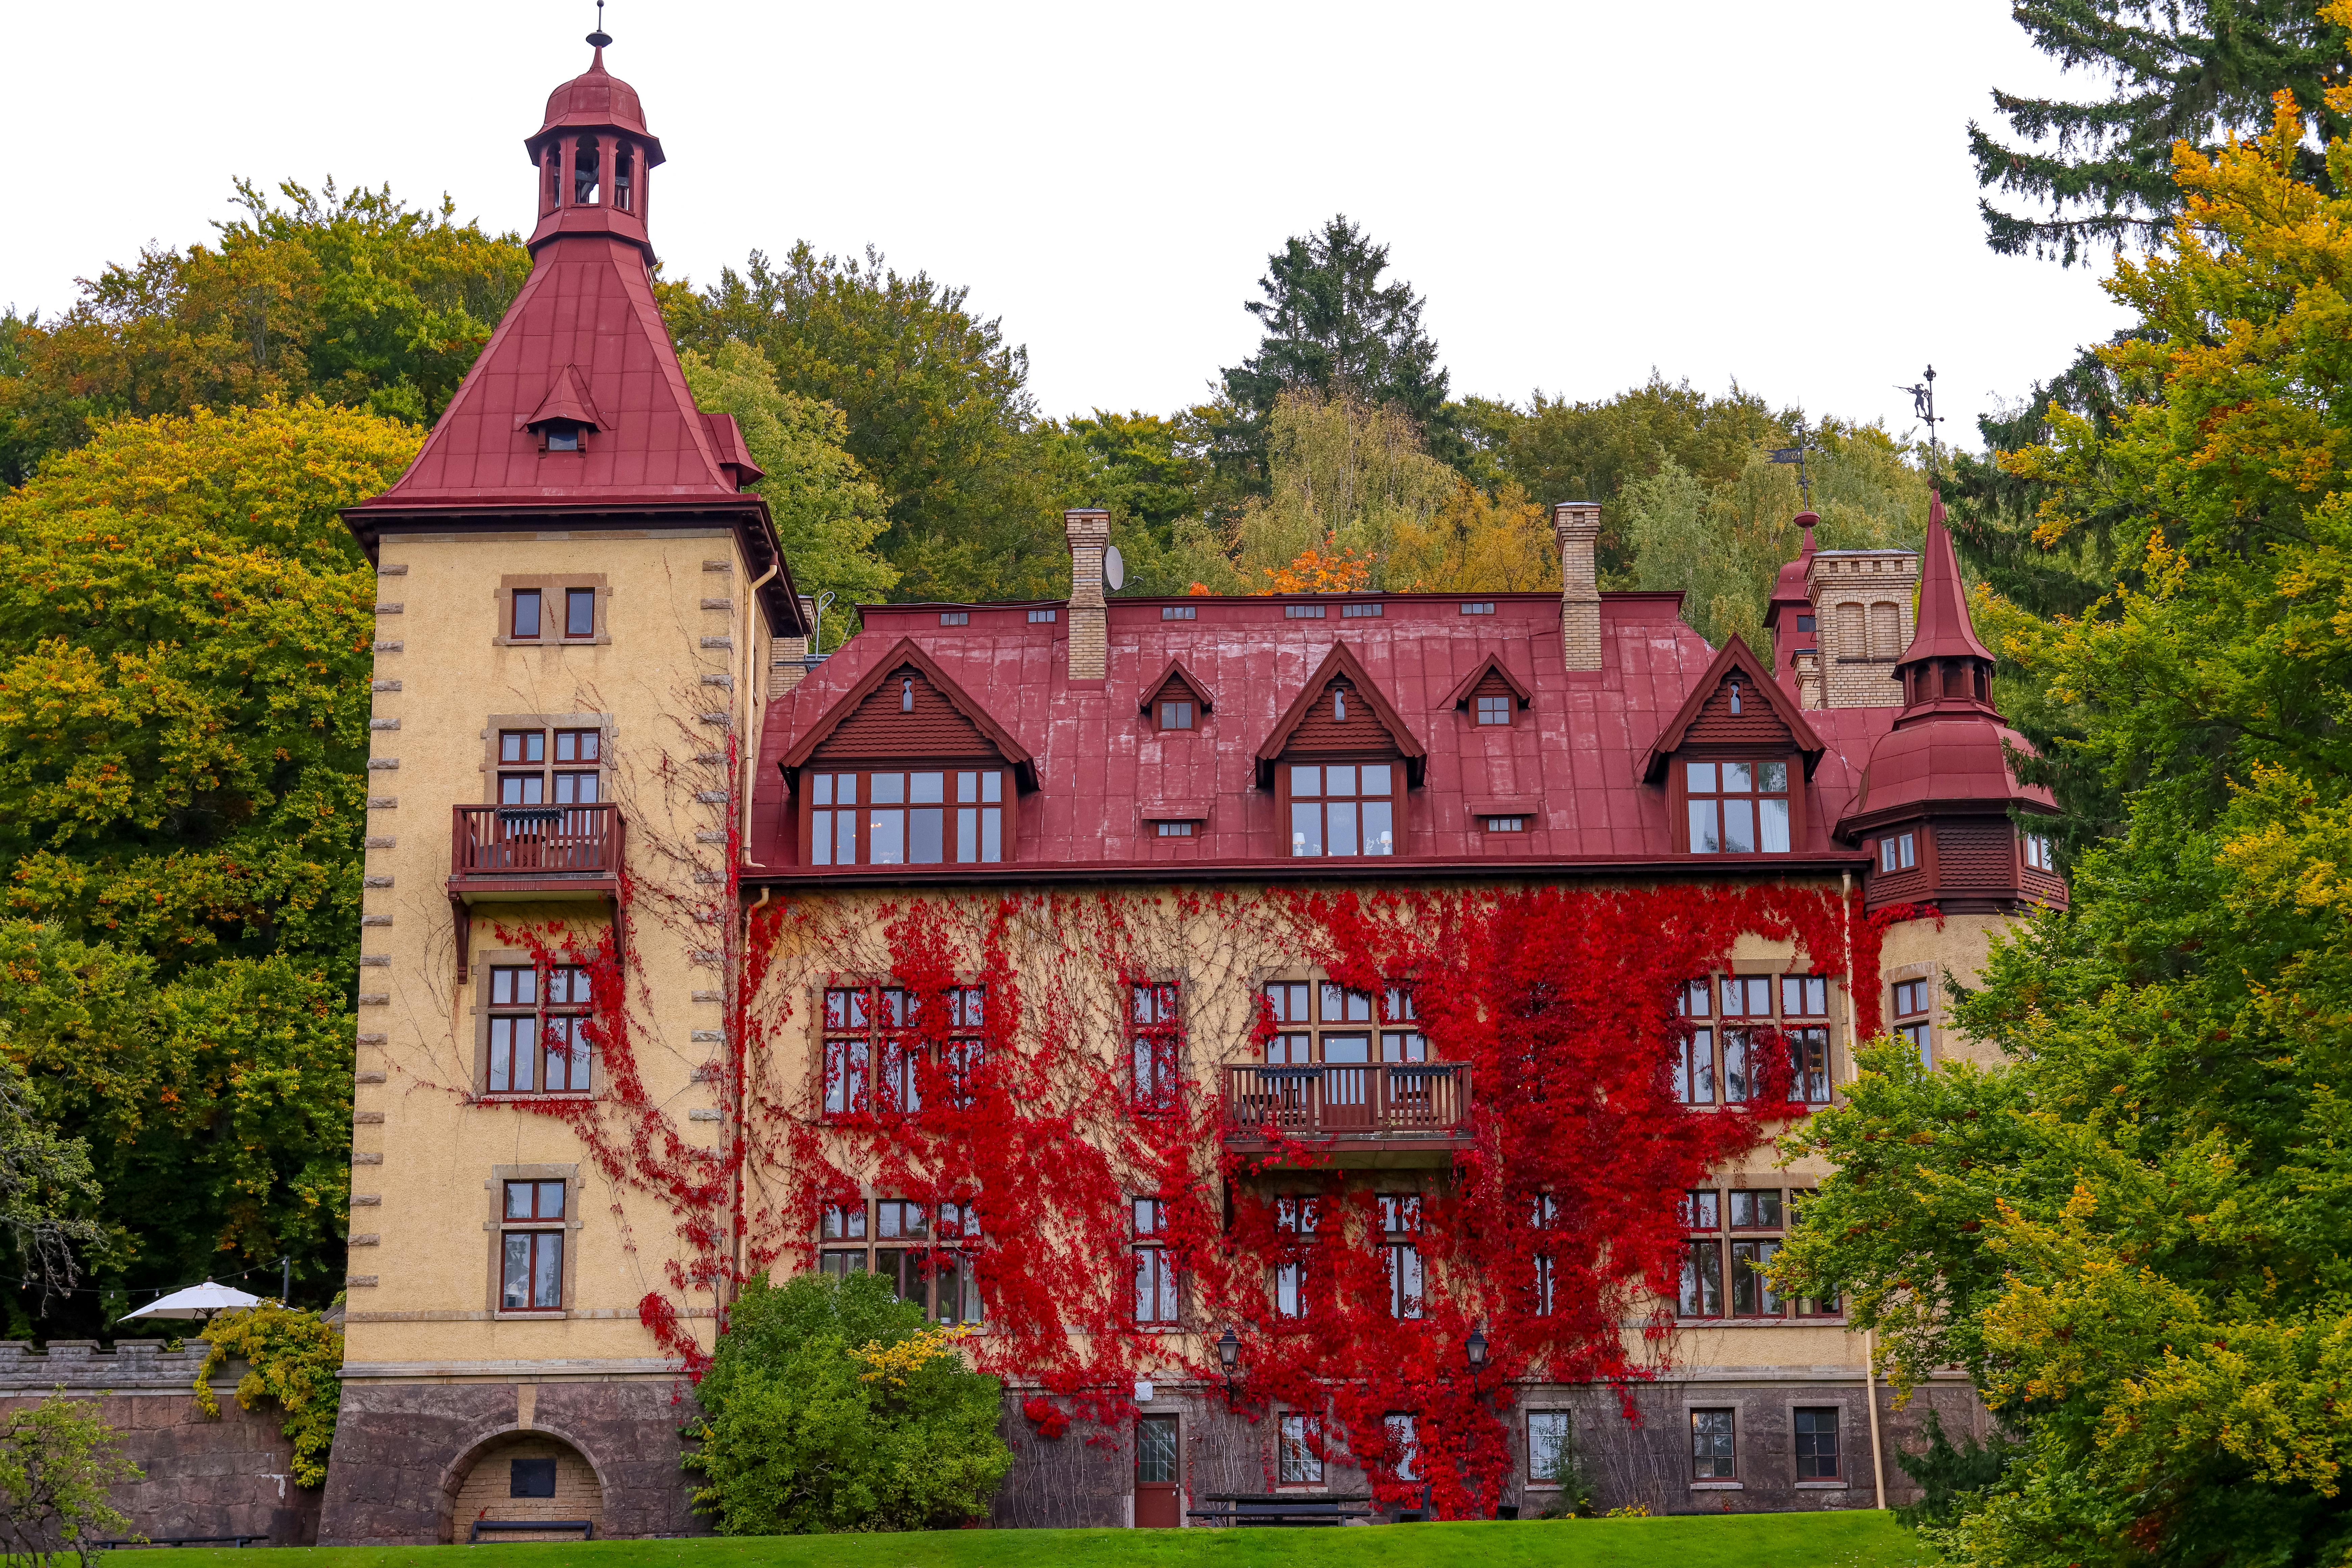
left=0, top=1341, right=320, bottom=1546
left=988, top=1372, right=1986, bottom=1527
left=317, top=1377, right=703, bottom=1544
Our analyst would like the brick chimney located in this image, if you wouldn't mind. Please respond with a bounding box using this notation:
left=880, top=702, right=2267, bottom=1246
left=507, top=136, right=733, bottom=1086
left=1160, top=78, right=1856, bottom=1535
left=769, top=593, right=817, bottom=693
left=1064, top=508, right=1111, bottom=681
left=1552, top=501, right=1603, bottom=672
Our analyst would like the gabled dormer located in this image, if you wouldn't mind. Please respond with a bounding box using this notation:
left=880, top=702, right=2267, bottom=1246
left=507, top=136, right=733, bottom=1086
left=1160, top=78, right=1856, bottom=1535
left=1442, top=653, right=1534, bottom=729
left=1256, top=643, right=1423, bottom=858
left=1140, top=657, right=1214, bottom=733
left=1641, top=637, right=1825, bottom=856
left=779, top=639, right=1035, bottom=868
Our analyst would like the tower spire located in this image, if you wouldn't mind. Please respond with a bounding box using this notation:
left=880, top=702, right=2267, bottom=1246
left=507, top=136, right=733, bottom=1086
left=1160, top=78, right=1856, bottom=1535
left=588, top=0, right=611, bottom=50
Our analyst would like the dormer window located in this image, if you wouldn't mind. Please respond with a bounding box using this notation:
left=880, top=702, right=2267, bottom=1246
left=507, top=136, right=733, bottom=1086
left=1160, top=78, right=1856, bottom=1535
left=1289, top=764, right=1395, bottom=857
left=1686, top=761, right=1791, bottom=854
left=1728, top=680, right=1743, bottom=715
left=1334, top=687, right=1348, bottom=722
left=543, top=420, right=583, bottom=452
left=901, top=679, right=914, bottom=713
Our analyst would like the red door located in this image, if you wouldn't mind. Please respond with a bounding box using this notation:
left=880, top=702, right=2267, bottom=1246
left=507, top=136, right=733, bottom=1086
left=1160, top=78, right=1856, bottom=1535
left=1135, top=1414, right=1180, bottom=1527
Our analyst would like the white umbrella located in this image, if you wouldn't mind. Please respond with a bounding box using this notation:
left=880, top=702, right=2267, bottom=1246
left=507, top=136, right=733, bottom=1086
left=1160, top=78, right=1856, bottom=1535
left=119, top=1279, right=266, bottom=1320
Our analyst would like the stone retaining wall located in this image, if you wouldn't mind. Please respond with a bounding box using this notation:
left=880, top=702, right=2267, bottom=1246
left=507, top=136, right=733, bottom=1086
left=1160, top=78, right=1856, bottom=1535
left=0, top=1341, right=320, bottom=1546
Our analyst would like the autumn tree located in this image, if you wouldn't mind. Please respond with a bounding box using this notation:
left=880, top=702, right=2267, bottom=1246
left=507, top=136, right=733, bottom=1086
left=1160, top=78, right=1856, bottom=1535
left=0, top=179, right=527, bottom=475
left=1776, top=62, right=2352, bottom=1567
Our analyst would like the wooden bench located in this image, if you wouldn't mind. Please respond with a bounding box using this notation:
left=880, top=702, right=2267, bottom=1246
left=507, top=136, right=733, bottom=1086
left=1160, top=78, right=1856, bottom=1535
left=1187, top=1492, right=1374, bottom=1527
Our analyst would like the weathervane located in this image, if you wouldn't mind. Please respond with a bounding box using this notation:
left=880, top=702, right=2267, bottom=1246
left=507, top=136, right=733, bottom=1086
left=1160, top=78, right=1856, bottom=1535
left=1897, top=365, right=1944, bottom=480
left=1768, top=415, right=1818, bottom=511
left=589, top=0, right=611, bottom=48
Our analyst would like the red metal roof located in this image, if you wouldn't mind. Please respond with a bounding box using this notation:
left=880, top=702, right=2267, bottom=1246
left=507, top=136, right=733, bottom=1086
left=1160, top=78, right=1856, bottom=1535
left=751, top=591, right=1899, bottom=875
left=1897, top=492, right=1995, bottom=669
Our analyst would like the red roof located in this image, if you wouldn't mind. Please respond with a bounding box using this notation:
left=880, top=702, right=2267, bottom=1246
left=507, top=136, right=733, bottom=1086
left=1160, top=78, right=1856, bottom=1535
left=1897, top=492, right=1995, bottom=668
left=750, top=592, right=1898, bottom=876
left=534, top=47, right=661, bottom=158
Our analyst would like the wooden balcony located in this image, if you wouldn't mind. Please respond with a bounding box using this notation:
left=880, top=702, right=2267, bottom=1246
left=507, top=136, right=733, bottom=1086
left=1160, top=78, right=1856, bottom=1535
left=448, top=805, right=625, bottom=985
left=1221, top=1062, right=1473, bottom=1168
left=450, top=804, right=623, bottom=893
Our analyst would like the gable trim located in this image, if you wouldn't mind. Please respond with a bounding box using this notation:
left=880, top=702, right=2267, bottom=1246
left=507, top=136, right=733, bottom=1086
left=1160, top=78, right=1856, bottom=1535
left=1254, top=640, right=1426, bottom=789
left=779, top=638, right=1038, bottom=791
left=1441, top=653, right=1534, bottom=712
left=1638, top=635, right=1825, bottom=784
left=1137, top=657, right=1214, bottom=717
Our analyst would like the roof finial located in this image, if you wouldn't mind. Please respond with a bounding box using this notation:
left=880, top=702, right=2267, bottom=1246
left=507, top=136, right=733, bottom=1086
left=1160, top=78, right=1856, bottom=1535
left=1896, top=364, right=1944, bottom=483
left=1768, top=413, right=1818, bottom=514
left=587, top=0, right=611, bottom=50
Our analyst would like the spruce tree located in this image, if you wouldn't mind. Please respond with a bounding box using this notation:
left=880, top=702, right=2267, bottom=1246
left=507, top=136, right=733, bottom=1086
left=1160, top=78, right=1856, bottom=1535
left=1970, top=0, right=2346, bottom=264
left=1217, top=216, right=1457, bottom=487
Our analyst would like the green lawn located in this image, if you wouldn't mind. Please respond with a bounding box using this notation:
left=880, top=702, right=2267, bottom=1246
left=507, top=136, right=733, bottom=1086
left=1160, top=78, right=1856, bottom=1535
left=160, top=1512, right=1927, bottom=1568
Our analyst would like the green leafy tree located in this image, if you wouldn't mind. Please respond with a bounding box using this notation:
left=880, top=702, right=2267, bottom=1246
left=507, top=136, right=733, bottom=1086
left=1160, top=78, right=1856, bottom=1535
left=667, top=244, right=1081, bottom=603
left=0, top=1047, right=102, bottom=1310
left=1218, top=216, right=1456, bottom=484
left=0, top=179, right=526, bottom=474
left=0, top=920, right=352, bottom=1335
left=679, top=343, right=897, bottom=623
left=1774, top=66, right=2352, bottom=1566
left=195, top=1304, right=345, bottom=1488
left=1969, top=2, right=2348, bottom=264
left=0, top=400, right=416, bottom=977
left=686, top=1271, right=1010, bottom=1534
left=0, top=1395, right=141, bottom=1566
left=1476, top=376, right=1799, bottom=577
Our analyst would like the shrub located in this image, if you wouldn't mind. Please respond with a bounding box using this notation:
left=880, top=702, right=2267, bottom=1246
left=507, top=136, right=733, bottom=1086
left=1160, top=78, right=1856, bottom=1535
left=0, top=1392, right=142, bottom=1566
left=685, top=1271, right=1011, bottom=1533
left=194, top=1304, right=344, bottom=1487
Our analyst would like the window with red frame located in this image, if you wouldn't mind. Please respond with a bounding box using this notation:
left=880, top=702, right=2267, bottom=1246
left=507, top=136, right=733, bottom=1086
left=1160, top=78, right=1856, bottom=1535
left=1379, top=1193, right=1424, bottom=1320
left=1781, top=973, right=1832, bottom=1103
left=1380, top=985, right=1426, bottom=1062
left=1684, top=759, right=1792, bottom=854
left=823, top=983, right=987, bottom=1117
left=496, top=727, right=602, bottom=807
left=1287, top=762, right=1397, bottom=858
left=1530, top=1193, right=1560, bottom=1316
left=500, top=1179, right=566, bottom=1311
left=1133, top=1197, right=1180, bottom=1325
left=808, top=768, right=1005, bottom=867
left=1277, top=1412, right=1324, bottom=1485
left=1275, top=1195, right=1318, bottom=1318
left=1680, top=1186, right=1833, bottom=1320
left=1679, top=1188, right=1724, bottom=1317
left=1893, top=977, right=1933, bottom=1068
left=1718, top=974, right=1773, bottom=1103
left=1673, top=979, right=1715, bottom=1104
left=487, top=963, right=592, bottom=1094
left=1129, top=982, right=1181, bottom=1112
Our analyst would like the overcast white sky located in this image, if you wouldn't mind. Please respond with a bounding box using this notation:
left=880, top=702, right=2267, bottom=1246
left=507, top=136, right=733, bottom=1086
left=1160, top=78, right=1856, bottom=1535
left=5, top=1, right=2134, bottom=446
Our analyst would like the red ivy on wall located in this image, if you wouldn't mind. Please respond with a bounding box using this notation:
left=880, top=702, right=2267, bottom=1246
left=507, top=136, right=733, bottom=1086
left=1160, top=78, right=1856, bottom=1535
left=489, top=875, right=1912, bottom=1519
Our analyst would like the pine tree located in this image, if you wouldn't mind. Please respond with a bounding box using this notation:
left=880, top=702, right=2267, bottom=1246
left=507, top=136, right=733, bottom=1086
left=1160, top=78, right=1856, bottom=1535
left=1216, top=216, right=1455, bottom=488
left=1970, top=0, right=2346, bottom=264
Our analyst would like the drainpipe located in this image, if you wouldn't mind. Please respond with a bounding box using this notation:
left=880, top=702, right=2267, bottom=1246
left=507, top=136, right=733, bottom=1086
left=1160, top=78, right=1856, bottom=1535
left=1844, top=869, right=1888, bottom=1511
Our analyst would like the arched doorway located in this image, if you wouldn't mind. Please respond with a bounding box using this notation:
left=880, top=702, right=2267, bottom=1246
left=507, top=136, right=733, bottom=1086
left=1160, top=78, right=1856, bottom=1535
left=444, top=1430, right=605, bottom=1543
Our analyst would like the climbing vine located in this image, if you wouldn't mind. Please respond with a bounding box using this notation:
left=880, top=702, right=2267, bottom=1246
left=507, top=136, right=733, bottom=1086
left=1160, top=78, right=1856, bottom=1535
left=384, top=679, right=1914, bottom=1520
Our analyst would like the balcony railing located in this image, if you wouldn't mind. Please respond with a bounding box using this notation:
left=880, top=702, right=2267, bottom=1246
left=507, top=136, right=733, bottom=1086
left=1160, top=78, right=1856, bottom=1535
left=451, top=803, right=622, bottom=878
left=1221, top=1062, right=1473, bottom=1148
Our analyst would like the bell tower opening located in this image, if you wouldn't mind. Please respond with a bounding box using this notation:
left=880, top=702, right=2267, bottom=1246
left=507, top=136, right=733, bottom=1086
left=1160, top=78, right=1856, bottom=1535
left=571, top=135, right=601, bottom=205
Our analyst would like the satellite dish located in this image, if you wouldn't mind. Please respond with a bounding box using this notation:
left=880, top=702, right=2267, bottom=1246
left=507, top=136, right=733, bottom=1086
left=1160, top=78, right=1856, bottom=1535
left=1104, top=544, right=1126, bottom=592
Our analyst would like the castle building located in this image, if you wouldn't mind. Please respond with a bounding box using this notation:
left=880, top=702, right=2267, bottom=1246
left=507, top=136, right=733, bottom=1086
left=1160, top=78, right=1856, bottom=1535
left=319, top=37, right=2060, bottom=1542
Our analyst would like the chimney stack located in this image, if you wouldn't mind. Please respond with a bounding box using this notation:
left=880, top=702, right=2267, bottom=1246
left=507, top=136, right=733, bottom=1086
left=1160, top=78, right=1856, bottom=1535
left=769, top=593, right=817, bottom=692
left=1064, top=508, right=1111, bottom=682
left=1552, top=501, right=1603, bottom=672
